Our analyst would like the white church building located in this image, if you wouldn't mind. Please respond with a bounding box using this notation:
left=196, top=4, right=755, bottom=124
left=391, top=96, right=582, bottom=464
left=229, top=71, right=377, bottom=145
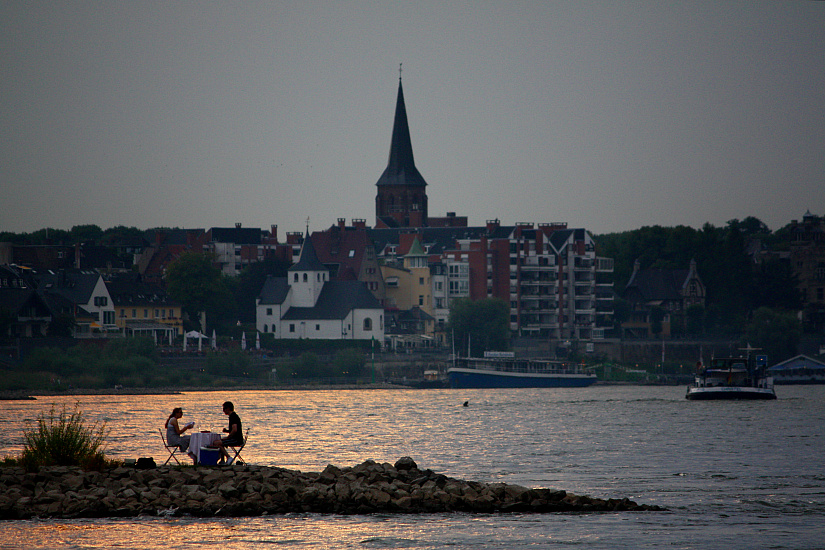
left=256, top=232, right=384, bottom=341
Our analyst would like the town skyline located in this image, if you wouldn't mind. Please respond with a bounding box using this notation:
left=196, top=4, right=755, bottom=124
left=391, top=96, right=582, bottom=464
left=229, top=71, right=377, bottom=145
left=3, top=1, right=824, bottom=236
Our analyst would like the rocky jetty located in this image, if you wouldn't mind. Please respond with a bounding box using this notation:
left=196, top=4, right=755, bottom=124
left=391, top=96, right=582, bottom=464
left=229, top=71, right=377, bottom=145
left=0, top=457, right=663, bottom=519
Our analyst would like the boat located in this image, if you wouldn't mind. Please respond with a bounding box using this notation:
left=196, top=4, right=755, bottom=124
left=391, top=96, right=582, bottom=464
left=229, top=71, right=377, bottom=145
left=685, top=353, right=776, bottom=400
left=447, top=352, right=597, bottom=389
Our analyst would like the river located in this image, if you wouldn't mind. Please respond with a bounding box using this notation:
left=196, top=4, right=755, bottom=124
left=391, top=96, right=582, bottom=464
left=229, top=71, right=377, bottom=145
left=0, top=385, right=823, bottom=549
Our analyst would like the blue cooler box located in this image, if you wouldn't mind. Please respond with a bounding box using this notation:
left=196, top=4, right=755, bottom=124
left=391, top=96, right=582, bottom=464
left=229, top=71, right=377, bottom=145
left=199, top=447, right=220, bottom=466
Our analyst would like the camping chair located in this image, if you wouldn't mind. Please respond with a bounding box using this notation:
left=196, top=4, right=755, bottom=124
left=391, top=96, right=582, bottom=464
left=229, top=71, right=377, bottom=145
left=225, top=428, right=249, bottom=465
left=159, top=429, right=182, bottom=466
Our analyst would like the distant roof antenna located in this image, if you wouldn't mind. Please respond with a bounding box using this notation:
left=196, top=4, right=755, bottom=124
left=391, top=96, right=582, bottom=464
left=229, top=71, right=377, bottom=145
left=399, top=62, right=402, bottom=81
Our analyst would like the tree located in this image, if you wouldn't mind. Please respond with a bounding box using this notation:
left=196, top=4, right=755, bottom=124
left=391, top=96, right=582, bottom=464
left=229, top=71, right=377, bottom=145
left=650, top=306, right=665, bottom=337
left=164, top=252, right=236, bottom=330
left=612, top=298, right=631, bottom=339
left=685, top=304, right=704, bottom=336
left=743, top=307, right=800, bottom=363
left=69, top=224, right=103, bottom=243
left=447, top=298, right=510, bottom=356
left=233, top=255, right=291, bottom=323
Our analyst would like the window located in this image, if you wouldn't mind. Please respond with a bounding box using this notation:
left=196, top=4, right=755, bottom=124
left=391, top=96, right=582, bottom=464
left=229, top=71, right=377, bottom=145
left=132, top=309, right=136, bottom=318
left=419, top=295, right=424, bottom=306
left=348, top=250, right=355, bottom=257
left=266, top=308, right=272, bottom=315
left=289, top=324, right=295, bottom=333
left=317, top=273, right=321, bottom=282
left=419, top=277, right=425, bottom=285
left=272, top=324, right=276, bottom=333
left=364, top=318, right=372, bottom=330
left=303, top=273, right=308, bottom=282
left=144, top=309, right=148, bottom=318
left=316, top=324, right=320, bottom=331
left=294, top=273, right=299, bottom=282
left=263, top=325, right=268, bottom=333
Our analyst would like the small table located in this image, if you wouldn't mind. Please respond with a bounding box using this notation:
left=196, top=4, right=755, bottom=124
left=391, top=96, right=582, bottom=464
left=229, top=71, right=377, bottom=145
left=188, top=432, right=220, bottom=464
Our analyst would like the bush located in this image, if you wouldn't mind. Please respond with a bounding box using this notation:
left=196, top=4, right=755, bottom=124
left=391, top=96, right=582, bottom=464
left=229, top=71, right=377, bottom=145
left=21, top=404, right=108, bottom=471
left=333, top=348, right=366, bottom=377
left=204, top=350, right=252, bottom=377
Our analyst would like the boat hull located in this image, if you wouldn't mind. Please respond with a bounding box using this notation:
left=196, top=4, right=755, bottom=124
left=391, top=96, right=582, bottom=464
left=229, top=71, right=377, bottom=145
left=685, top=386, right=776, bottom=400
left=448, top=367, right=597, bottom=389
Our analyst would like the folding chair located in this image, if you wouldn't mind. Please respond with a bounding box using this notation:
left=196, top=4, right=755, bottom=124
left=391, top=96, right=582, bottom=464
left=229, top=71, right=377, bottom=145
left=225, top=428, right=249, bottom=465
left=159, top=429, right=182, bottom=466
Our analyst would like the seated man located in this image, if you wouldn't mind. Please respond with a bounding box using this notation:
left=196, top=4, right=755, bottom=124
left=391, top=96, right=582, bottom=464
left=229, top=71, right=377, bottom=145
left=216, top=401, right=243, bottom=465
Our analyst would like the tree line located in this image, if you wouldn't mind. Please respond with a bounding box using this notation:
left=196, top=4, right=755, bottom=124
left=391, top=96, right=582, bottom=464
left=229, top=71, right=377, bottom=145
left=596, top=217, right=804, bottom=362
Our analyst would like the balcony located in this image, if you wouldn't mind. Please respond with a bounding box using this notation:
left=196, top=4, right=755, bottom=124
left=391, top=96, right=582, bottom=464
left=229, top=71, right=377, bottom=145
left=595, top=257, right=614, bottom=273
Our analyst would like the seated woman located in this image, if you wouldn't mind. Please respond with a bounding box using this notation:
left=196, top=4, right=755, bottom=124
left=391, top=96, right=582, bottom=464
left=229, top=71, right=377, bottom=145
left=165, top=407, right=193, bottom=454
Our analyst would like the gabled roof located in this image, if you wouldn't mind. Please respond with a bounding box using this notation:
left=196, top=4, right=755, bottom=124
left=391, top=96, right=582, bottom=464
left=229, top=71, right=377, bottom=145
left=311, top=227, right=371, bottom=280
left=281, top=280, right=381, bottom=320
left=375, top=78, right=428, bottom=188
left=258, top=276, right=290, bottom=305
left=405, top=237, right=426, bottom=257
left=768, top=354, right=825, bottom=371
left=0, top=287, right=46, bottom=315
left=209, top=227, right=262, bottom=245
left=33, top=269, right=102, bottom=305
left=105, top=276, right=178, bottom=307
left=398, top=306, right=434, bottom=322
left=625, top=268, right=690, bottom=302
left=41, top=291, right=94, bottom=319
left=289, top=233, right=327, bottom=273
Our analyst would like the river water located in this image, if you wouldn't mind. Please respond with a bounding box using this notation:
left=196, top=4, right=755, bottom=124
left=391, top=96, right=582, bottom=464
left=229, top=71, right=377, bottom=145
left=0, top=385, right=823, bottom=549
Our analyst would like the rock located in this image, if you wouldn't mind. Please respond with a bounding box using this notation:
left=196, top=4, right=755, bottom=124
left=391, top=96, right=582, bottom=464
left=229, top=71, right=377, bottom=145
left=394, top=457, right=417, bottom=471
left=0, top=459, right=665, bottom=520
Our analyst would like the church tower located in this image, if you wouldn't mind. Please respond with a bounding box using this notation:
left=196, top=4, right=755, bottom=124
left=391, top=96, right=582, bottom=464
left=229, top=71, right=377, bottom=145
left=375, top=73, right=429, bottom=228
left=287, top=231, right=328, bottom=308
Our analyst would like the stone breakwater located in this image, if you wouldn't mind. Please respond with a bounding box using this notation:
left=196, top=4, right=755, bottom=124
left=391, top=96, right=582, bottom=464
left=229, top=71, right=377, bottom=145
left=0, top=457, right=664, bottom=519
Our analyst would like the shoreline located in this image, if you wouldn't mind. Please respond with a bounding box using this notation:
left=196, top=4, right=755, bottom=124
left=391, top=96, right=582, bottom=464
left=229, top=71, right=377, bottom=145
left=0, top=380, right=671, bottom=400
left=0, top=457, right=664, bottom=520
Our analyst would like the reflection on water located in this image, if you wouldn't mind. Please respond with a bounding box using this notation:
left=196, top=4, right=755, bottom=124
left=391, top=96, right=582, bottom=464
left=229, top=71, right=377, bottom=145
left=1, top=386, right=824, bottom=550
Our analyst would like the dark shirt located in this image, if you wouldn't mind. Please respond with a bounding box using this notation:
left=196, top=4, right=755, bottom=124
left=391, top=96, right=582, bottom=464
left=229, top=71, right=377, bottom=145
left=224, top=411, right=243, bottom=444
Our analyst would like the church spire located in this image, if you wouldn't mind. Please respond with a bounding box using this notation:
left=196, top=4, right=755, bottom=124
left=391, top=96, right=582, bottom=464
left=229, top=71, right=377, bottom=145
left=375, top=72, right=429, bottom=228
left=375, top=76, right=427, bottom=189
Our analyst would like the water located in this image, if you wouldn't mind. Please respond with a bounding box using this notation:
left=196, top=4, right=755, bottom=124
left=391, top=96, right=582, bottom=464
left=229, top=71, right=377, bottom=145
left=1, top=385, right=823, bottom=549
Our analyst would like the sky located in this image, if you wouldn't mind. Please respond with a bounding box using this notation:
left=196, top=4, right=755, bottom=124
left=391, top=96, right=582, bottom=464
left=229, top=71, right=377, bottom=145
left=2, top=1, right=824, bottom=237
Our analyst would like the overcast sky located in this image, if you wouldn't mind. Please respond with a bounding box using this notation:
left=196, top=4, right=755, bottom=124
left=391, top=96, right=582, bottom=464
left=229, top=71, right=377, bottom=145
left=2, top=1, right=823, bottom=236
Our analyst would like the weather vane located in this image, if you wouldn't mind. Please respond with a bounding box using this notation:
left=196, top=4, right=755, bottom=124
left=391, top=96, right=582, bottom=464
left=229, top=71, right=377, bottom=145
left=399, top=62, right=402, bottom=81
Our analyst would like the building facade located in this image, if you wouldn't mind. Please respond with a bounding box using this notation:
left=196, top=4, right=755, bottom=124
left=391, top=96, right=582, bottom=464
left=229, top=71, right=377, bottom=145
left=789, top=211, right=825, bottom=332
left=256, top=233, right=384, bottom=341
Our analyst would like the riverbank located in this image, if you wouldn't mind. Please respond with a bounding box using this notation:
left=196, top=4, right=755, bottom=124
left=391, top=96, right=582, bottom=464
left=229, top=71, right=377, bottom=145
left=0, top=457, right=663, bottom=520
left=0, top=383, right=402, bottom=400
left=1, top=380, right=675, bottom=400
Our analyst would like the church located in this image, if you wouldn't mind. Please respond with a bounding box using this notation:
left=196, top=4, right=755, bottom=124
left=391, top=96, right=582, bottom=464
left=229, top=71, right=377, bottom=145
left=255, top=231, right=384, bottom=340
left=374, top=73, right=467, bottom=229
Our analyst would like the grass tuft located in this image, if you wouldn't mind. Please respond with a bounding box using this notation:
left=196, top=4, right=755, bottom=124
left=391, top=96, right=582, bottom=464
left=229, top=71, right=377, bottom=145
left=21, top=404, right=108, bottom=471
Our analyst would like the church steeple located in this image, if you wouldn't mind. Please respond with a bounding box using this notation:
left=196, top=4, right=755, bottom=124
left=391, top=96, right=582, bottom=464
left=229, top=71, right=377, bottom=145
left=375, top=71, right=429, bottom=228
left=288, top=231, right=328, bottom=307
